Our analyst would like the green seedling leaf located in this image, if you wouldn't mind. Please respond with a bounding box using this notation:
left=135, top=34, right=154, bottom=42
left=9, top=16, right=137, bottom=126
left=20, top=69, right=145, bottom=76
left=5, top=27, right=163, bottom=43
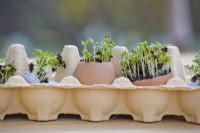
left=0, top=61, right=16, bottom=84
left=81, top=36, right=116, bottom=63
left=120, top=41, right=171, bottom=82
left=30, top=49, right=66, bottom=83
left=185, top=50, right=200, bottom=85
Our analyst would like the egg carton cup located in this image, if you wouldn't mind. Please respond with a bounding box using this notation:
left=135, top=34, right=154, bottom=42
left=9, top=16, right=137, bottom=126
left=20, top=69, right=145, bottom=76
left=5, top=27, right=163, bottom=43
left=0, top=44, right=199, bottom=124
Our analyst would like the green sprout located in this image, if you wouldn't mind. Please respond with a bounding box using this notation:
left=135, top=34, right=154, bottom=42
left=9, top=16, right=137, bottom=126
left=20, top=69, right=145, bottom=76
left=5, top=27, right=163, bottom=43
left=81, top=36, right=116, bottom=62
left=0, top=61, right=16, bottom=84
left=185, top=50, right=200, bottom=85
left=30, top=49, right=66, bottom=83
left=120, top=41, right=171, bottom=82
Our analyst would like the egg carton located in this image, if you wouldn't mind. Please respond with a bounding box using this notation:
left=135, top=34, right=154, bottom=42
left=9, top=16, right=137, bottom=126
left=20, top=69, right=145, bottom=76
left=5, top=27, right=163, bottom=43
left=0, top=44, right=199, bottom=124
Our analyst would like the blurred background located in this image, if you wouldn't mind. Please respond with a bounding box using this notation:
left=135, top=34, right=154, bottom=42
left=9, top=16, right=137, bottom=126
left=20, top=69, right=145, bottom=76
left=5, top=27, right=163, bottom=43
left=0, top=0, right=199, bottom=57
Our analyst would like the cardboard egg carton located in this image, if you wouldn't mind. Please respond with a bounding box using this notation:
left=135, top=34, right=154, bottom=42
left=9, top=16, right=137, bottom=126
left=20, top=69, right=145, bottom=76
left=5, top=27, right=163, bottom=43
left=0, top=44, right=199, bottom=124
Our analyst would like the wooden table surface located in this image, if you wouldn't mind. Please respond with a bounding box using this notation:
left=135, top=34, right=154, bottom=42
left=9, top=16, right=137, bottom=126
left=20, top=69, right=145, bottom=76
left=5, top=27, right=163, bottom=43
left=1, top=115, right=200, bottom=133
